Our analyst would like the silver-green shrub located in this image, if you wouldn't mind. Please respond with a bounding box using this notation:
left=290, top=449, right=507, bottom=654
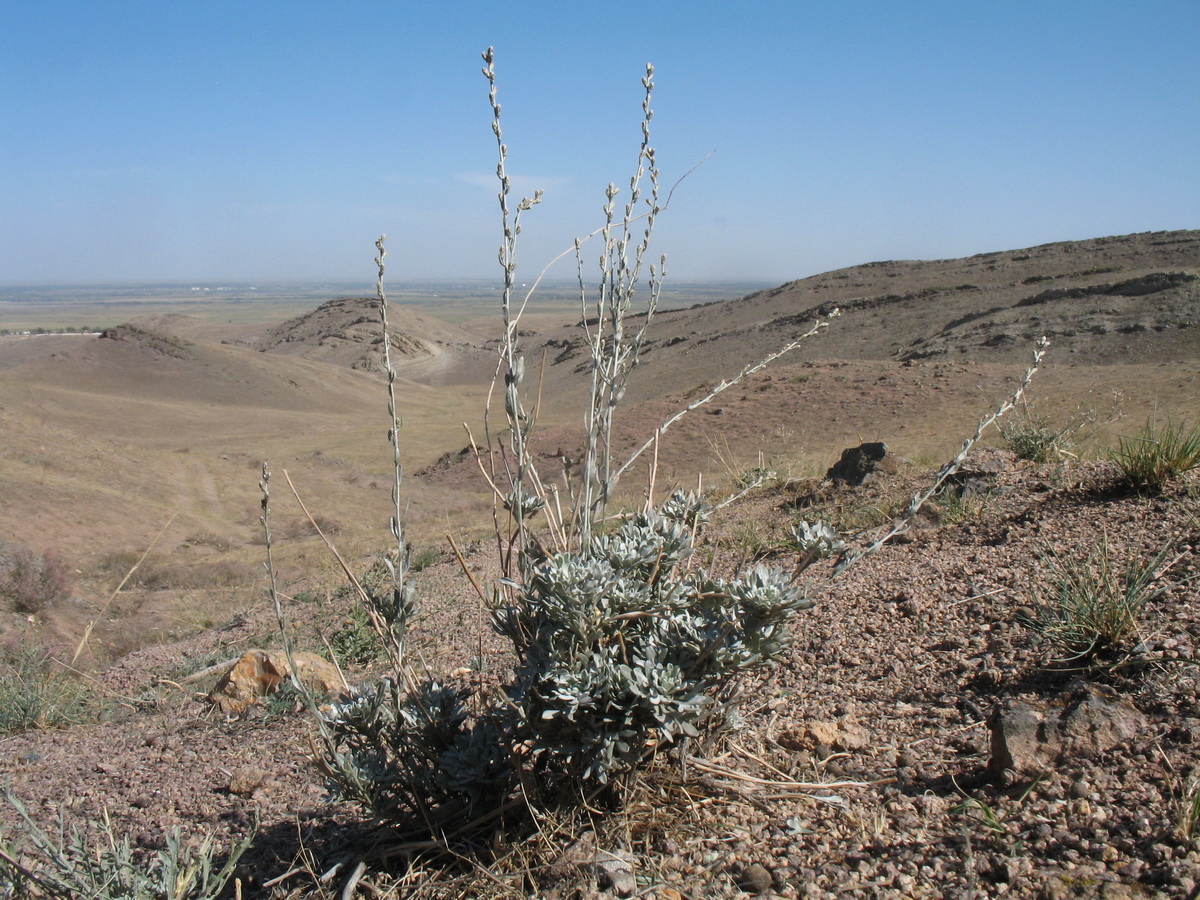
left=0, top=787, right=252, bottom=900
left=320, top=491, right=813, bottom=824
left=496, top=496, right=811, bottom=783
left=304, top=51, right=823, bottom=827
left=790, top=520, right=846, bottom=558
left=291, top=48, right=1046, bottom=836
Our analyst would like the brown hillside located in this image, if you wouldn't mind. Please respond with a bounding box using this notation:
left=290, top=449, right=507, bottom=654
left=531, top=229, right=1200, bottom=406
left=253, top=296, right=493, bottom=382
left=419, top=230, right=1199, bottom=500
left=2, top=229, right=1197, bottom=661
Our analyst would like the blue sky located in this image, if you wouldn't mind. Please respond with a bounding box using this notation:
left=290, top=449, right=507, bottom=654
left=2, top=1, right=1197, bottom=285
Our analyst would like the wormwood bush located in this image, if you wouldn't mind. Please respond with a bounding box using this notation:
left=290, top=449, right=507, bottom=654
left=496, top=494, right=811, bottom=781
left=0, top=788, right=253, bottom=900
left=321, top=494, right=818, bottom=825
left=0, top=547, right=71, bottom=614
left=287, top=52, right=829, bottom=833
left=279, top=48, right=1046, bottom=838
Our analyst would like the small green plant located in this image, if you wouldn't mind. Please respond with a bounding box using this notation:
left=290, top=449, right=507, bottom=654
left=932, top=483, right=990, bottom=525
left=950, top=793, right=1006, bottom=836
left=952, top=774, right=1042, bottom=836
left=1024, top=536, right=1176, bottom=666
left=729, top=521, right=771, bottom=558
left=261, top=682, right=303, bottom=719
left=1109, top=418, right=1200, bottom=493
left=0, top=547, right=72, bottom=614
left=734, top=465, right=778, bottom=490
left=1000, top=409, right=1069, bottom=463
left=0, top=646, right=95, bottom=736
left=329, top=605, right=384, bottom=667
left=409, top=547, right=441, bottom=572
left=831, top=498, right=907, bottom=534
left=1178, top=776, right=1200, bottom=843
left=0, top=787, right=253, bottom=900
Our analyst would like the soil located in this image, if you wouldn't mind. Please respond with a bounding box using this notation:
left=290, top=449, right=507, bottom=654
left=2, top=455, right=1198, bottom=898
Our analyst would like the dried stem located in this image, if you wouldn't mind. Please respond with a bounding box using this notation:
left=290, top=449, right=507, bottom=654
left=612, top=315, right=837, bottom=490
left=833, top=336, right=1051, bottom=576
left=375, top=235, right=409, bottom=622
left=481, top=47, right=544, bottom=579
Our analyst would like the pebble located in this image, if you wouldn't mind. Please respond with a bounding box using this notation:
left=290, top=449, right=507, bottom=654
left=739, top=862, right=774, bottom=893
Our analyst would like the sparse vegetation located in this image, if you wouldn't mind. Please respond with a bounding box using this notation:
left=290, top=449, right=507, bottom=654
left=1000, top=401, right=1076, bottom=462
left=1024, top=536, right=1176, bottom=667
left=408, top=546, right=440, bottom=572
left=283, top=514, right=344, bottom=540
left=1178, top=776, right=1200, bottom=844
left=96, top=552, right=253, bottom=591
left=182, top=533, right=233, bottom=552
left=0, top=547, right=72, bottom=614
left=0, top=645, right=95, bottom=736
left=328, top=604, right=383, bottom=667
left=1109, top=417, right=1200, bottom=493
left=951, top=775, right=1043, bottom=838
left=0, top=787, right=253, bottom=900
left=932, top=482, right=990, bottom=525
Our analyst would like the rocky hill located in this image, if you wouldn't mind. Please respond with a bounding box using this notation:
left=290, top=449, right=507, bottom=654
left=253, top=296, right=492, bottom=380
left=530, top=230, right=1199, bottom=405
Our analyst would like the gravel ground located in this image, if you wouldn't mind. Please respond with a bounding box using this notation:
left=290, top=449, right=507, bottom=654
left=1, top=455, right=1198, bottom=899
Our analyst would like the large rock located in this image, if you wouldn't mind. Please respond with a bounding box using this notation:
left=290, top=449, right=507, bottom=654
left=825, top=441, right=903, bottom=486
left=989, top=683, right=1147, bottom=778
left=209, top=649, right=344, bottom=713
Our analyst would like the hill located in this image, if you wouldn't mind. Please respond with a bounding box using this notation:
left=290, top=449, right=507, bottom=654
left=530, top=229, right=1200, bottom=403
left=416, top=230, right=1199, bottom=498
left=252, top=296, right=494, bottom=382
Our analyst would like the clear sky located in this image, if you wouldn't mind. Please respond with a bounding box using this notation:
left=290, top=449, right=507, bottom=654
left=2, top=1, right=1197, bottom=285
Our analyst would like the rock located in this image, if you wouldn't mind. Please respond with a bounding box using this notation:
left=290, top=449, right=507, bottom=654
left=824, top=442, right=900, bottom=486
left=958, top=446, right=1015, bottom=474
left=551, top=834, right=638, bottom=896
left=592, top=849, right=637, bottom=897
left=208, top=649, right=344, bottom=713
left=549, top=832, right=596, bottom=878
left=989, top=683, right=1147, bottom=777
left=739, top=862, right=774, bottom=893
left=1109, top=271, right=1198, bottom=296
left=228, top=766, right=269, bottom=796
left=804, top=716, right=870, bottom=752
